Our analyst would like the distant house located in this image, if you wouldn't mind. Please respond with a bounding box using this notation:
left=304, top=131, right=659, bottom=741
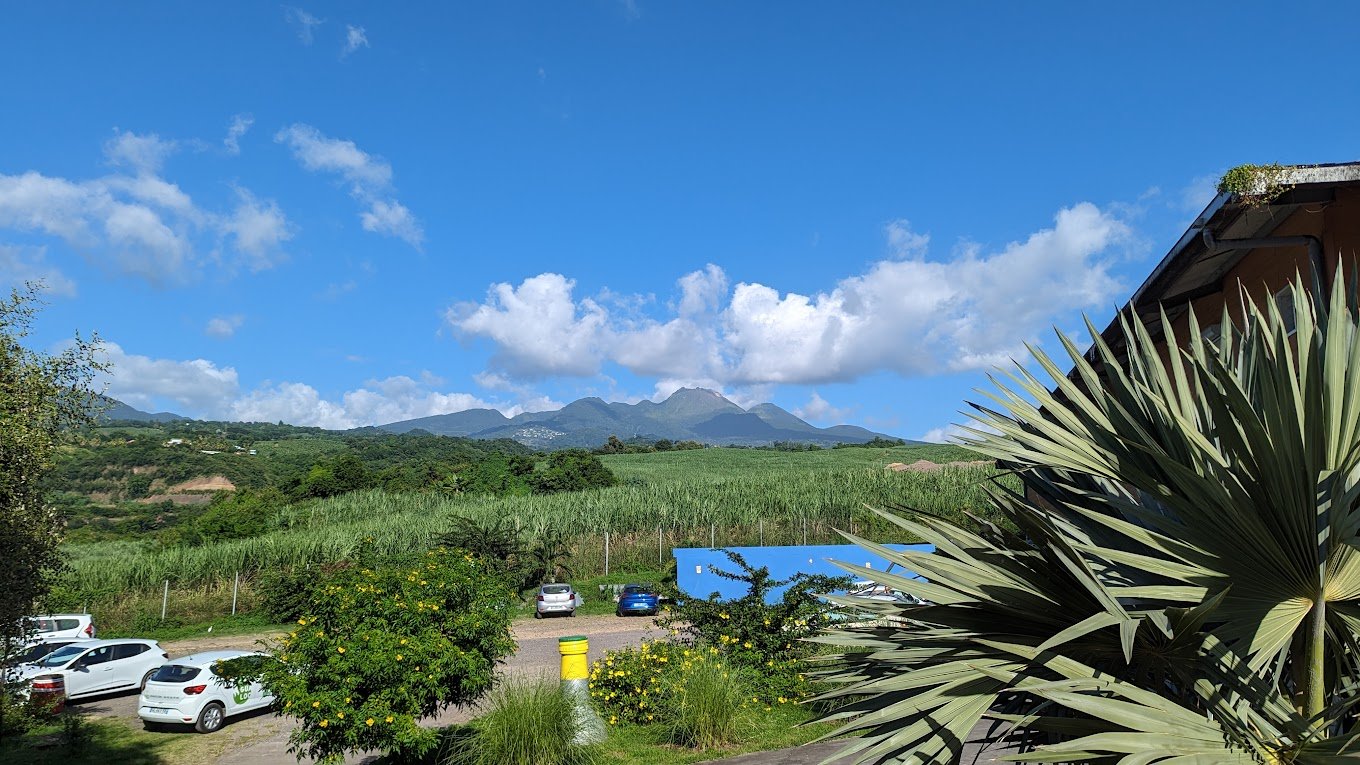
left=164, top=438, right=186, bottom=447
left=1092, top=162, right=1360, bottom=366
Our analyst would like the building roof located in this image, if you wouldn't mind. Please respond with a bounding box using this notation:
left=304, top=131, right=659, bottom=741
left=1091, top=161, right=1360, bottom=358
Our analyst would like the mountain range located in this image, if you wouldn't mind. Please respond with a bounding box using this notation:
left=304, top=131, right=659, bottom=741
left=378, top=388, right=904, bottom=448
left=98, top=388, right=904, bottom=449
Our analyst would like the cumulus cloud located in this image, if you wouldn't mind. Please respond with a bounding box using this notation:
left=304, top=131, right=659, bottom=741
left=223, top=114, right=253, bottom=155
left=794, top=392, right=853, bottom=424
left=204, top=315, right=244, bottom=339
left=101, top=343, right=548, bottom=428
left=449, top=203, right=1131, bottom=385
left=0, top=131, right=292, bottom=285
left=342, top=25, right=369, bottom=56
left=102, top=342, right=240, bottom=414
left=0, top=245, right=76, bottom=297
left=275, top=124, right=422, bottom=247
left=285, top=7, right=324, bottom=44
left=920, top=423, right=968, bottom=444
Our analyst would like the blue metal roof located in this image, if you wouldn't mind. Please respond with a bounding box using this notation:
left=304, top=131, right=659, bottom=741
left=673, top=543, right=934, bottom=603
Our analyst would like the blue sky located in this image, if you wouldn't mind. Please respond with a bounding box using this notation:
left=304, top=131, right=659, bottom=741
left=2, top=2, right=1357, bottom=439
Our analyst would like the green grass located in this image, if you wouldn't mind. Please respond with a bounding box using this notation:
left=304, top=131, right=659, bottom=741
left=99, top=613, right=289, bottom=642
left=600, top=443, right=981, bottom=484
left=0, top=713, right=227, bottom=765
left=596, top=704, right=835, bottom=765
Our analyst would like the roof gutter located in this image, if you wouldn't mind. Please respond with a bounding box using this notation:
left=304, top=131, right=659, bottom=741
left=1200, top=229, right=1327, bottom=300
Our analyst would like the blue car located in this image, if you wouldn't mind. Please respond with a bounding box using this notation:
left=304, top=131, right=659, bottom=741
left=615, top=584, right=660, bottom=616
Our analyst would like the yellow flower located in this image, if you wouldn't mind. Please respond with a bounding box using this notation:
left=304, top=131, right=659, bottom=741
left=337, top=646, right=346, bottom=654
left=319, top=719, right=329, bottom=727
left=312, top=701, right=321, bottom=708
left=396, top=654, right=404, bottom=661
left=366, top=718, right=374, bottom=726
left=385, top=716, right=394, bottom=723
left=345, top=697, right=351, bottom=703
left=297, top=618, right=306, bottom=625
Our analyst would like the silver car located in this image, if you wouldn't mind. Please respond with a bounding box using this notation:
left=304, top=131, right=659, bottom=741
left=535, top=583, right=582, bottom=618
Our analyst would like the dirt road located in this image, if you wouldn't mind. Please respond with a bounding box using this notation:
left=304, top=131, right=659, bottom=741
left=68, top=614, right=664, bottom=765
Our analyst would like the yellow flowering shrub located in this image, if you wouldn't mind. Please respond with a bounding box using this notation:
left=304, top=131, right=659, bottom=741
left=217, top=548, right=515, bottom=764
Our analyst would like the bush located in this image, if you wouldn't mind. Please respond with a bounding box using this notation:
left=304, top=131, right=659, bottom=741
left=661, top=654, right=755, bottom=749
left=657, top=550, right=846, bottom=702
left=218, top=547, right=516, bottom=763
left=449, top=678, right=599, bottom=765
left=588, top=640, right=685, bottom=725
left=256, top=565, right=324, bottom=622
left=529, top=451, right=617, bottom=494
left=589, top=641, right=760, bottom=749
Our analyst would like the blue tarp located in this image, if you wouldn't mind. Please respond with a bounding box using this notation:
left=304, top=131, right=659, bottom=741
left=673, top=543, right=934, bottom=603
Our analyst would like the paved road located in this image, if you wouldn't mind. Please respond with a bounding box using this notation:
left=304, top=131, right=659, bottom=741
left=69, top=614, right=664, bottom=765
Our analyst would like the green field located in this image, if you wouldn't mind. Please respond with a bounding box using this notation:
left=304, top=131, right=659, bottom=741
left=60, top=444, right=1001, bottom=602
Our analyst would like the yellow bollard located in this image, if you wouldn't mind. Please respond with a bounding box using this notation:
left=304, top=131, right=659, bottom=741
left=558, top=636, right=606, bottom=743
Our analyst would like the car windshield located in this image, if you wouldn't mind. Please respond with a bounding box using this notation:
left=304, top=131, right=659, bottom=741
left=541, top=584, right=572, bottom=595
left=36, top=645, right=87, bottom=668
left=623, top=585, right=653, bottom=595
left=151, top=665, right=201, bottom=683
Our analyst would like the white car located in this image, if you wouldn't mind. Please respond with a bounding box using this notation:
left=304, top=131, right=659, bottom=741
left=5, top=637, right=96, bottom=669
left=138, top=650, right=273, bottom=733
left=17, top=639, right=167, bottom=699
left=24, top=614, right=96, bottom=639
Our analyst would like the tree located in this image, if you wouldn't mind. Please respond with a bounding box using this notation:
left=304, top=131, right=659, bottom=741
left=0, top=285, right=103, bottom=649
left=812, top=275, right=1360, bottom=763
left=0, top=285, right=102, bottom=741
left=529, top=449, right=618, bottom=494
left=219, top=548, right=515, bottom=763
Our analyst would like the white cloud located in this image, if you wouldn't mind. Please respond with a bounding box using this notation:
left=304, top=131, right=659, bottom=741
left=285, top=7, right=324, bottom=44
left=275, top=124, right=392, bottom=190
left=449, top=203, right=1131, bottom=385
left=450, top=273, right=610, bottom=377
left=360, top=199, right=423, bottom=248
left=101, top=343, right=548, bottom=427
left=275, top=123, right=421, bottom=248
left=1180, top=174, right=1219, bottom=214
left=0, top=132, right=292, bottom=285
left=794, top=392, right=853, bottom=424
left=224, top=188, right=292, bottom=270
left=342, top=25, right=369, bottom=57
left=0, top=245, right=76, bottom=297
left=204, top=315, right=244, bottom=339
left=102, top=342, right=240, bottom=414
left=104, top=129, right=177, bottom=174
left=884, top=219, right=930, bottom=259
left=223, top=114, right=253, bottom=155
left=920, top=424, right=967, bottom=444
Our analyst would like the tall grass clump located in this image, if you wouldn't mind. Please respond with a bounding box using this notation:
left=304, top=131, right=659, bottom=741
left=662, top=656, right=754, bottom=749
left=448, top=678, right=599, bottom=765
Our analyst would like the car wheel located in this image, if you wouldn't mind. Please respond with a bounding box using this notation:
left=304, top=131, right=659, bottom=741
left=568, top=610, right=576, bottom=617
left=534, top=611, right=543, bottom=619
left=195, top=702, right=226, bottom=734
left=140, top=669, right=156, bottom=692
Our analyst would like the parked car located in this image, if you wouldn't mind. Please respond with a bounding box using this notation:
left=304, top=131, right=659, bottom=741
left=14, top=639, right=167, bottom=700
left=535, top=583, right=582, bottom=618
left=23, top=614, right=96, bottom=639
left=4, top=637, right=96, bottom=668
left=138, top=650, right=273, bottom=733
left=615, top=584, right=660, bottom=616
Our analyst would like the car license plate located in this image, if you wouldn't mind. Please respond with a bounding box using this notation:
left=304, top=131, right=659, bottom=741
left=149, top=707, right=172, bottom=714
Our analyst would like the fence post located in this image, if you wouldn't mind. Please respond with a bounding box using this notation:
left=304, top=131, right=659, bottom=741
left=658, top=526, right=663, bottom=566
left=161, top=580, right=169, bottom=622
left=710, top=523, right=715, bottom=549
left=231, top=571, right=240, bottom=616
left=758, top=519, right=764, bottom=546
left=604, top=531, right=610, bottom=576
left=802, top=517, right=808, bottom=546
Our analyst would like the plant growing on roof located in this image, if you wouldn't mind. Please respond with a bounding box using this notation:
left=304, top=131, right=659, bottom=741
left=1217, top=162, right=1294, bottom=205
left=809, top=271, right=1360, bottom=764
